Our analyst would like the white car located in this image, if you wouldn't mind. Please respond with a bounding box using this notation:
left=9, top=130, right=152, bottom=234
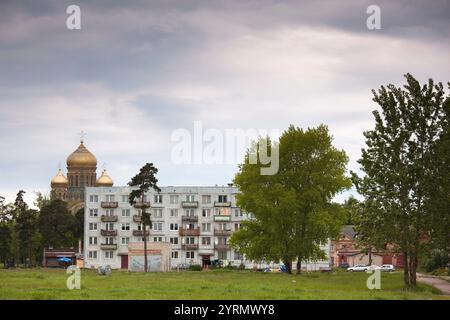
left=376, top=264, right=395, bottom=272
left=347, top=264, right=371, bottom=272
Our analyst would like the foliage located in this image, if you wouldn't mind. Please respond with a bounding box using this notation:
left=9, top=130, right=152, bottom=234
left=188, top=264, right=202, bottom=271
left=231, top=125, right=351, bottom=273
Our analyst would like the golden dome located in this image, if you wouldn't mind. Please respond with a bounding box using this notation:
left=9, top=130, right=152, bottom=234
left=66, top=141, right=97, bottom=168
left=96, top=169, right=114, bottom=187
left=51, top=169, right=68, bottom=187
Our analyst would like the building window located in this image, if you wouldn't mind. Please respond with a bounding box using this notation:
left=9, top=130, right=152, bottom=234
left=169, top=195, right=179, bottom=204
left=218, top=251, right=227, bottom=260
left=153, top=223, right=163, bottom=231
left=105, top=237, right=115, bottom=245
left=89, top=223, right=97, bottom=231
left=153, top=208, right=163, bottom=218
left=104, top=251, right=114, bottom=259
left=171, top=251, right=179, bottom=259
left=89, top=237, right=97, bottom=245
left=89, top=195, right=98, bottom=203
left=185, top=209, right=195, bottom=217
left=153, top=236, right=163, bottom=242
left=202, top=208, right=211, bottom=217
left=234, top=209, right=242, bottom=217
left=235, top=223, right=240, bottom=230
left=153, top=194, right=162, bottom=203
left=121, top=223, right=130, bottom=231
left=170, top=209, right=178, bottom=217
left=202, top=195, right=211, bottom=204
left=218, top=195, right=228, bottom=203
left=105, top=222, right=114, bottom=231
left=88, top=251, right=97, bottom=259
left=186, top=237, right=195, bottom=244
left=122, top=209, right=130, bottom=217
left=186, top=195, right=195, bottom=202
left=186, top=251, right=195, bottom=259
left=201, top=223, right=211, bottom=232
left=105, top=195, right=115, bottom=202
left=170, top=237, right=179, bottom=245
left=105, top=208, right=114, bottom=216
left=201, top=237, right=211, bottom=245
left=170, top=223, right=178, bottom=231
left=234, top=252, right=243, bottom=260
left=89, top=209, right=98, bottom=217
left=121, top=237, right=129, bottom=245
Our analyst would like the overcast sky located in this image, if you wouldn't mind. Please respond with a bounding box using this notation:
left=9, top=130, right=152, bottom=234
left=0, top=0, right=449, bottom=207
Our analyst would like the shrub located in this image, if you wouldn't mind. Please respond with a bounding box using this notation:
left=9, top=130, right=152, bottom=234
left=188, top=264, right=202, bottom=271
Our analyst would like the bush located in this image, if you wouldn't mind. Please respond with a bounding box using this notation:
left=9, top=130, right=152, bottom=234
left=238, top=263, right=245, bottom=270
left=188, top=264, right=202, bottom=271
left=424, top=250, right=450, bottom=273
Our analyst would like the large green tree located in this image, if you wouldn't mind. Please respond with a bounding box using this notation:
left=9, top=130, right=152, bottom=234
left=128, top=163, right=161, bottom=272
left=38, top=199, right=76, bottom=249
left=352, top=74, right=450, bottom=287
left=231, top=125, right=351, bottom=273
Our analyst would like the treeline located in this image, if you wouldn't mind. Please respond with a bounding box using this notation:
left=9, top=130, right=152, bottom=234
left=0, top=191, right=83, bottom=267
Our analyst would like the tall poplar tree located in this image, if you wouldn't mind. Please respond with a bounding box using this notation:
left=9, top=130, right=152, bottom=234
left=352, top=74, right=449, bottom=287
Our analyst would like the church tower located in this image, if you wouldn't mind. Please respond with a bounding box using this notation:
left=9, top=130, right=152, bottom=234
left=65, top=138, right=98, bottom=202
left=50, top=168, right=68, bottom=200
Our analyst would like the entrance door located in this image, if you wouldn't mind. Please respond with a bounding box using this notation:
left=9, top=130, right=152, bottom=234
left=121, top=255, right=128, bottom=269
left=202, top=256, right=211, bottom=268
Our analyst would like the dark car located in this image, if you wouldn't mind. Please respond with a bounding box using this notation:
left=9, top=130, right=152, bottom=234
left=339, top=262, right=349, bottom=269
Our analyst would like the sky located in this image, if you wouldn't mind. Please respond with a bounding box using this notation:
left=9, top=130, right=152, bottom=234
left=0, top=0, right=449, bottom=207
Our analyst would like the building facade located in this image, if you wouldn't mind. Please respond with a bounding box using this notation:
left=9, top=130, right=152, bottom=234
left=84, top=186, right=332, bottom=270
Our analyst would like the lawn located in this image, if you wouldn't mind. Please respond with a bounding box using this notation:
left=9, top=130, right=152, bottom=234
left=0, top=268, right=446, bottom=300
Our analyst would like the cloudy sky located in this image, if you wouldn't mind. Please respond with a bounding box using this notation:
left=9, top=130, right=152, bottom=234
left=0, top=0, right=449, bottom=206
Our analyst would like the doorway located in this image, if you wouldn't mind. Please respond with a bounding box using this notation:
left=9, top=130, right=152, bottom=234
left=121, top=255, right=128, bottom=269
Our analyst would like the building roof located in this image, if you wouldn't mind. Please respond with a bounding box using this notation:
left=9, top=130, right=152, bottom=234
left=341, top=225, right=356, bottom=240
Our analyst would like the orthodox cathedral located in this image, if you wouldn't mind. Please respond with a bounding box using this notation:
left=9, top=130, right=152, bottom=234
left=50, top=138, right=114, bottom=213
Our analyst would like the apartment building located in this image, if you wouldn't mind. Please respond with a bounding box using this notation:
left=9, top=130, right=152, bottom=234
left=84, top=185, right=331, bottom=271
left=84, top=185, right=250, bottom=269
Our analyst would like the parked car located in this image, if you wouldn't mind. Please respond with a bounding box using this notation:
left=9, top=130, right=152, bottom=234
left=376, top=264, right=395, bottom=272
left=339, top=262, right=349, bottom=269
left=347, top=264, right=371, bottom=272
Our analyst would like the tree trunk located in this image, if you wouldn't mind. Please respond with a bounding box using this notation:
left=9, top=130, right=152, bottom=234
left=296, top=259, right=301, bottom=274
left=143, top=222, right=148, bottom=273
left=368, top=248, right=372, bottom=266
left=283, top=259, right=292, bottom=274
left=403, top=251, right=410, bottom=287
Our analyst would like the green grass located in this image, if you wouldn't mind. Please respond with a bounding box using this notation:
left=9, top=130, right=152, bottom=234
left=0, top=268, right=447, bottom=300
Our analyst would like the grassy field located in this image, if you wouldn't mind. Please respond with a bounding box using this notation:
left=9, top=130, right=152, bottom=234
left=0, top=268, right=447, bottom=300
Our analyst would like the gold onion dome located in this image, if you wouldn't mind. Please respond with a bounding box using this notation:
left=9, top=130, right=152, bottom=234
left=51, top=169, right=68, bottom=187
left=96, top=169, right=114, bottom=187
left=66, top=141, right=97, bottom=167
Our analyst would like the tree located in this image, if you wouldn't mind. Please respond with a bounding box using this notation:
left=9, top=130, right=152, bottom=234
left=38, top=199, right=76, bottom=249
left=128, top=163, right=161, bottom=272
left=231, top=125, right=351, bottom=273
left=352, top=74, right=449, bottom=287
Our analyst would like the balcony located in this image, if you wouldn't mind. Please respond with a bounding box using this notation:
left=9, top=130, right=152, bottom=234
left=100, top=244, right=117, bottom=250
left=181, top=201, right=198, bottom=208
left=182, top=215, right=198, bottom=223
left=101, top=201, right=118, bottom=208
left=100, top=229, right=117, bottom=236
left=214, top=244, right=230, bottom=251
left=213, top=215, right=231, bottom=222
left=133, top=201, right=150, bottom=209
left=179, top=227, right=200, bottom=236
left=181, top=244, right=199, bottom=250
left=214, top=229, right=232, bottom=236
left=132, top=230, right=150, bottom=237
left=101, top=215, right=118, bottom=222
left=214, top=201, right=231, bottom=207
left=133, top=215, right=142, bottom=223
